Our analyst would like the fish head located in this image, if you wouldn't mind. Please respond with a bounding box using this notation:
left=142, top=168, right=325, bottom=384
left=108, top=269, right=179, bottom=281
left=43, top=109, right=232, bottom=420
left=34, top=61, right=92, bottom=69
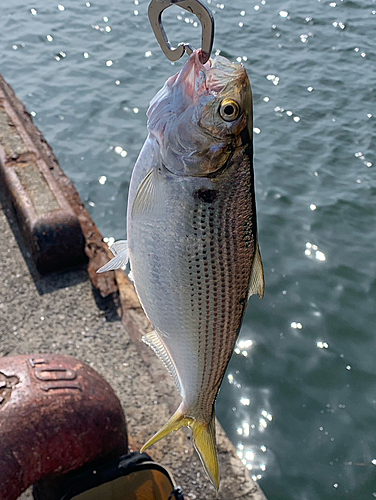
left=147, top=49, right=253, bottom=176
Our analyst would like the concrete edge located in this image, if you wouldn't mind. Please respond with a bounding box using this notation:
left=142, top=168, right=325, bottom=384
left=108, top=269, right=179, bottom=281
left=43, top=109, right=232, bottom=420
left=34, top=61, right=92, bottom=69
left=0, top=74, right=268, bottom=500
left=0, top=79, right=87, bottom=274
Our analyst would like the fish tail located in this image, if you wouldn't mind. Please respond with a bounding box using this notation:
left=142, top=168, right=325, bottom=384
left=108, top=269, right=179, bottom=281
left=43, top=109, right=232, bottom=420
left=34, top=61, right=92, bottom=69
left=191, top=411, right=219, bottom=491
left=141, top=407, right=189, bottom=452
left=141, top=408, right=219, bottom=491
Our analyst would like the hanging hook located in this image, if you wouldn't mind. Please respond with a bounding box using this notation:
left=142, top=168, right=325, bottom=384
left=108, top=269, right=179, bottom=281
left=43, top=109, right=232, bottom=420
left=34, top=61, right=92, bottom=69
left=148, top=0, right=214, bottom=64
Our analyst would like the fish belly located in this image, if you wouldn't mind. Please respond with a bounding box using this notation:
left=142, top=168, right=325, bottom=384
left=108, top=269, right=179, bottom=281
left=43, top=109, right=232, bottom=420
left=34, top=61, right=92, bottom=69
left=128, top=146, right=256, bottom=423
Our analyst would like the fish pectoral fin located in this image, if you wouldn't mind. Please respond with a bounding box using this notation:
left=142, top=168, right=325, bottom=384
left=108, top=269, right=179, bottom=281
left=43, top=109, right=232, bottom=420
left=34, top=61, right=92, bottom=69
left=109, top=240, right=128, bottom=256
left=131, top=168, right=165, bottom=221
left=96, top=240, right=129, bottom=273
left=191, top=412, right=220, bottom=491
left=248, top=242, right=265, bottom=299
left=142, top=330, right=182, bottom=394
left=141, top=407, right=189, bottom=452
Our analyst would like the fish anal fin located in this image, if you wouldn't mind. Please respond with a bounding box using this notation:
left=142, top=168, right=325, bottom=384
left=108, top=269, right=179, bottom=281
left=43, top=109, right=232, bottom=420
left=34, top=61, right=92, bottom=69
left=191, top=412, right=220, bottom=490
left=248, top=242, right=265, bottom=299
left=131, top=168, right=165, bottom=220
left=142, top=330, right=181, bottom=394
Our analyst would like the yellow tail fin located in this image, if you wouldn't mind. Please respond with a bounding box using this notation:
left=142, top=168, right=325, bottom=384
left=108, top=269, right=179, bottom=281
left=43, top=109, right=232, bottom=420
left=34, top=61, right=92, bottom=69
left=141, top=408, right=220, bottom=490
left=191, top=412, right=219, bottom=490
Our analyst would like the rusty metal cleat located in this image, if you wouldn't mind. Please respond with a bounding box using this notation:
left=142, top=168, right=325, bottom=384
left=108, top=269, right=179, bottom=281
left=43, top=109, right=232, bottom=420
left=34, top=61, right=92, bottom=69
left=0, top=354, right=128, bottom=500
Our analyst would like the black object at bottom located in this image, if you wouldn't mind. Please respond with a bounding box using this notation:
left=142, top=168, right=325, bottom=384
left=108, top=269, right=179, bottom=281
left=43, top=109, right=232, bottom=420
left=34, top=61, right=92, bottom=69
left=33, top=452, right=184, bottom=500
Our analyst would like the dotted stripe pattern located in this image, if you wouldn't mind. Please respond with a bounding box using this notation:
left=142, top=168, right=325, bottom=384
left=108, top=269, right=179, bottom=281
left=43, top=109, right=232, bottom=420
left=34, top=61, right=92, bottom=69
left=129, top=144, right=256, bottom=424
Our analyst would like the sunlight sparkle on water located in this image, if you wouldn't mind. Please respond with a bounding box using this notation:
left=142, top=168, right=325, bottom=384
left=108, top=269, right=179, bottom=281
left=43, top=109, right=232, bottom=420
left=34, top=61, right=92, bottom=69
left=228, top=373, right=241, bottom=389
left=114, top=146, right=128, bottom=157
left=58, top=4, right=65, bottom=11
left=266, top=74, right=280, bottom=85
left=104, top=237, right=115, bottom=246
left=305, top=242, right=326, bottom=261
left=31, top=8, right=37, bottom=15
left=46, top=35, right=53, bottom=42
left=310, top=203, right=317, bottom=210
left=99, top=176, right=107, bottom=185
left=317, top=341, right=329, bottom=349
left=240, top=397, right=250, bottom=406
left=238, top=339, right=253, bottom=349
left=291, top=321, right=302, bottom=329
left=279, top=10, right=289, bottom=17
left=262, top=410, right=273, bottom=422
left=259, top=418, right=267, bottom=429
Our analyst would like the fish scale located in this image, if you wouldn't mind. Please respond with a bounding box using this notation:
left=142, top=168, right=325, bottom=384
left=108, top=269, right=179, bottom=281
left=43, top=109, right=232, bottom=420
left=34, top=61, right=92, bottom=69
left=98, top=50, right=264, bottom=489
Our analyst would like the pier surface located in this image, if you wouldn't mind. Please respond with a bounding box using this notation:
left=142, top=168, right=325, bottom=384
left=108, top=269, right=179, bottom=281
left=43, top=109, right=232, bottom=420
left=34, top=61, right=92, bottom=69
left=0, top=75, right=267, bottom=500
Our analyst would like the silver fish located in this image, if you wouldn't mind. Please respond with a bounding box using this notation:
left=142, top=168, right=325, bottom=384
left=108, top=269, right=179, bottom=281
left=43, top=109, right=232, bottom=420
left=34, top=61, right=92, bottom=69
left=98, top=49, right=265, bottom=489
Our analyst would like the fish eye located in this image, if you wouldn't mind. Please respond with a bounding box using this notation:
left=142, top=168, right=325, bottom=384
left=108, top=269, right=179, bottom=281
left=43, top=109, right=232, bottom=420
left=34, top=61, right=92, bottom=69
left=219, top=99, right=240, bottom=122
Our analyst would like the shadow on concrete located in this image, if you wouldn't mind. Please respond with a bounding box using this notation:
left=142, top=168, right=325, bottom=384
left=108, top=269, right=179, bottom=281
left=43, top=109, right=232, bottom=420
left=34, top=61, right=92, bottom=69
left=92, top=286, right=122, bottom=322
left=1, top=182, right=121, bottom=323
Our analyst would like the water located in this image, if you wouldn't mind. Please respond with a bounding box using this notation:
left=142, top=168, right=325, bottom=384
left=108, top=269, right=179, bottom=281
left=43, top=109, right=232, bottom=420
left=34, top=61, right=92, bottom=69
left=1, top=1, right=375, bottom=498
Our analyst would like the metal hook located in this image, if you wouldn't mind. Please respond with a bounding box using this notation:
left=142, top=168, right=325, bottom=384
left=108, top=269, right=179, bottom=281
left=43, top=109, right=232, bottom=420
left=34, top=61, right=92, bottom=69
left=148, top=0, right=214, bottom=64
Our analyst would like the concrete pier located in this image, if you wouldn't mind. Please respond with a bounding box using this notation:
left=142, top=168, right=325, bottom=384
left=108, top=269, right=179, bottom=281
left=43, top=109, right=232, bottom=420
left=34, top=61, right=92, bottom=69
left=0, top=75, right=268, bottom=500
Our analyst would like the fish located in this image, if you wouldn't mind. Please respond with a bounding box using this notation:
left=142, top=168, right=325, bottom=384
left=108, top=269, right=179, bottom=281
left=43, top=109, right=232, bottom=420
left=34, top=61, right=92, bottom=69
left=98, top=49, right=265, bottom=490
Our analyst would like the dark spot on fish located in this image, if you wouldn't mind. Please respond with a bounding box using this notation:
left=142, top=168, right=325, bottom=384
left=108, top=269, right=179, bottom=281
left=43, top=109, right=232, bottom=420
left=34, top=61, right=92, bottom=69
left=193, top=189, right=217, bottom=203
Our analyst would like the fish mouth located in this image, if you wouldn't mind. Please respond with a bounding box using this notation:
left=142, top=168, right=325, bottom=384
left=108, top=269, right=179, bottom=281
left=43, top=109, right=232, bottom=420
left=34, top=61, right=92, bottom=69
left=172, top=49, right=211, bottom=99
left=171, top=49, right=247, bottom=100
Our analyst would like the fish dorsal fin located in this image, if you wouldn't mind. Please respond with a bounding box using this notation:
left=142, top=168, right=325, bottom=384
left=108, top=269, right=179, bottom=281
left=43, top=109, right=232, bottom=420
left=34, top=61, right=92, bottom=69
left=131, top=168, right=165, bottom=221
left=97, top=240, right=129, bottom=273
left=248, top=242, right=265, bottom=299
left=142, top=330, right=182, bottom=394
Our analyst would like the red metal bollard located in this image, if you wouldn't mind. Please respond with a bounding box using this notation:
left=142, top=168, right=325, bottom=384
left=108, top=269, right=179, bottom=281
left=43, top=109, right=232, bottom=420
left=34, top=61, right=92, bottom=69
left=0, top=354, right=128, bottom=500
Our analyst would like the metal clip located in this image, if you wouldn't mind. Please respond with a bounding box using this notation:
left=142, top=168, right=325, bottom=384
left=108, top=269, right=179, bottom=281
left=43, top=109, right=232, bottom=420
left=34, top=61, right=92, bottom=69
left=148, top=0, right=214, bottom=64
